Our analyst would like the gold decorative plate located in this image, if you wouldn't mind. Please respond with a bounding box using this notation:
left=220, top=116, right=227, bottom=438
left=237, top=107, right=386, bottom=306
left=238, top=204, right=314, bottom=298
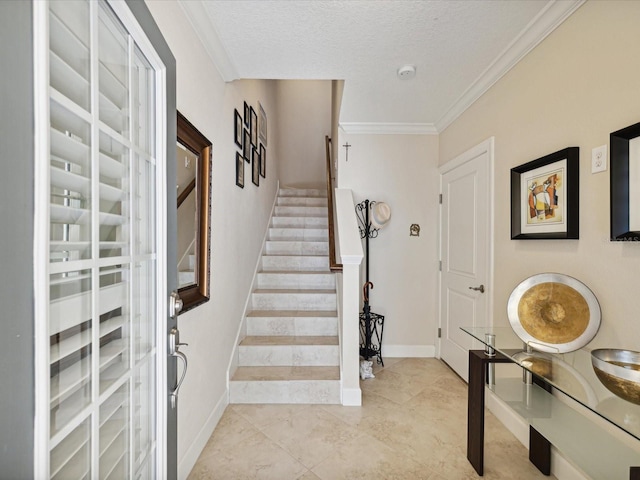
left=507, top=273, right=601, bottom=353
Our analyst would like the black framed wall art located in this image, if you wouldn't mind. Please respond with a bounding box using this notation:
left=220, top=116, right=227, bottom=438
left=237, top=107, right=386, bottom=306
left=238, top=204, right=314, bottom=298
left=259, top=143, right=266, bottom=178
left=511, top=147, right=579, bottom=239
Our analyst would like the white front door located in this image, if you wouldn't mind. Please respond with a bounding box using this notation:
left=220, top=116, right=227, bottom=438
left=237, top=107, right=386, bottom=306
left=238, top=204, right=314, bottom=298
left=34, top=1, right=173, bottom=478
left=439, top=138, right=494, bottom=381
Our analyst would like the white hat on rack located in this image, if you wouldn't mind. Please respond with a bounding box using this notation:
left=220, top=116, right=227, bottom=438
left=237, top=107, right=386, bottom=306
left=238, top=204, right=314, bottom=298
left=370, top=202, right=391, bottom=229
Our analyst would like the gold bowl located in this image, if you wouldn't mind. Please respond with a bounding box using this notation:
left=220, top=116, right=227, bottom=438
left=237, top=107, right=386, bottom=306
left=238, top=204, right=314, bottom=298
left=591, top=349, right=640, bottom=405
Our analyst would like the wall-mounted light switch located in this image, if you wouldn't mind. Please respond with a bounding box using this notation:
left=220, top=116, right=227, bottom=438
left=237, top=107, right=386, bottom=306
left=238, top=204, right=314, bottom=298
left=592, top=145, right=607, bottom=173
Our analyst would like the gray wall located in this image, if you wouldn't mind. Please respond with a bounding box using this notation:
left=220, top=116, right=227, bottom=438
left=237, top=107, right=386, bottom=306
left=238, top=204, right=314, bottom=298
left=0, top=1, right=35, bottom=477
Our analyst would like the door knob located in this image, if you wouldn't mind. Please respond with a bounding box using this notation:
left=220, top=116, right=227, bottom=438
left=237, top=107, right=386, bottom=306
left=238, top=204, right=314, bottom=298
left=469, top=285, right=485, bottom=293
left=169, top=291, right=183, bottom=318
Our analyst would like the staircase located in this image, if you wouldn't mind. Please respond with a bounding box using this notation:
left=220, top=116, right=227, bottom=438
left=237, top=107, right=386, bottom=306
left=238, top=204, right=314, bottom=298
left=230, top=187, right=341, bottom=404
left=178, top=252, right=195, bottom=286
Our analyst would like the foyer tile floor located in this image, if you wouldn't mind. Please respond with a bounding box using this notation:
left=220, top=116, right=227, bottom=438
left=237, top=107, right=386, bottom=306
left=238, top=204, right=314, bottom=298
left=188, top=358, right=555, bottom=480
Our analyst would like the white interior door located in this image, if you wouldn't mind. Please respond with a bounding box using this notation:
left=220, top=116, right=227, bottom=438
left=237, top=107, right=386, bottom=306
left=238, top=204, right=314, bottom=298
left=439, top=138, right=493, bottom=381
left=34, top=1, right=170, bottom=478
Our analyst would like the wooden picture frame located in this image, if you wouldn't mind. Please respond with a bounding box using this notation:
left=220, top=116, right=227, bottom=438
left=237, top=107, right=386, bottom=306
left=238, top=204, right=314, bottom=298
left=243, top=128, right=251, bottom=162
left=511, top=147, right=579, bottom=239
left=236, top=151, right=244, bottom=188
left=177, top=112, right=212, bottom=312
left=234, top=109, right=242, bottom=148
left=259, top=143, right=266, bottom=178
left=250, top=106, right=258, bottom=147
left=258, top=102, right=267, bottom=146
left=251, top=147, right=259, bottom=186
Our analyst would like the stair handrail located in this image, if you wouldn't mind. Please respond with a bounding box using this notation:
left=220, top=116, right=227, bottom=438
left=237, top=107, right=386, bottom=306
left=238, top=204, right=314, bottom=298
left=326, top=135, right=343, bottom=272
left=177, top=177, right=196, bottom=208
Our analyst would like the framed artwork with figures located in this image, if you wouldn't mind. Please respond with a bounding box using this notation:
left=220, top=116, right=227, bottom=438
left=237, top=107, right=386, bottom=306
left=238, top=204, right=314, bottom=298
left=511, top=147, right=579, bottom=239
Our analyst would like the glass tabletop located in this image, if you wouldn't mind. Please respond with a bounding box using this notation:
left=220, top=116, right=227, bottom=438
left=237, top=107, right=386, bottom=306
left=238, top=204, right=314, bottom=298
left=461, top=326, right=640, bottom=441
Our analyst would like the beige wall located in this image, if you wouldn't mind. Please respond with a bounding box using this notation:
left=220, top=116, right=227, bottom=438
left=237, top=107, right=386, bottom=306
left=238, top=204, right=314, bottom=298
left=276, top=80, right=331, bottom=188
left=439, top=1, right=640, bottom=349
left=146, top=2, right=280, bottom=476
left=338, top=133, right=440, bottom=355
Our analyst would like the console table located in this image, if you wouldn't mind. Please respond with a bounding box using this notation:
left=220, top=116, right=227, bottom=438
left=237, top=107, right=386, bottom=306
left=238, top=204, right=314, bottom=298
left=462, top=326, right=640, bottom=479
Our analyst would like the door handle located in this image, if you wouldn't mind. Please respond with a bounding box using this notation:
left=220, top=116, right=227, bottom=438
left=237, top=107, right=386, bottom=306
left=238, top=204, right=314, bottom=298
left=169, top=327, right=188, bottom=409
left=469, top=284, right=485, bottom=293
left=170, top=350, right=187, bottom=409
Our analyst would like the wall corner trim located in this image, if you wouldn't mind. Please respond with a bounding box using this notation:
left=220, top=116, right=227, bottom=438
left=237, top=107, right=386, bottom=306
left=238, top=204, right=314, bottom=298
left=435, top=0, right=585, bottom=133
left=177, top=0, right=239, bottom=82
left=341, top=387, right=362, bottom=406
left=339, top=122, right=438, bottom=135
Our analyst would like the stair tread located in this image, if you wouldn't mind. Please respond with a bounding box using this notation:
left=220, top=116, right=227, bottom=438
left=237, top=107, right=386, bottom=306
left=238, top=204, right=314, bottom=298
left=271, top=217, right=328, bottom=221
left=247, top=310, right=338, bottom=317
left=267, top=237, right=328, bottom=242
left=262, top=254, right=329, bottom=258
left=241, top=336, right=338, bottom=346
left=253, top=288, right=335, bottom=294
left=266, top=240, right=328, bottom=243
left=273, top=214, right=327, bottom=218
left=258, top=270, right=333, bottom=275
left=232, top=366, right=339, bottom=381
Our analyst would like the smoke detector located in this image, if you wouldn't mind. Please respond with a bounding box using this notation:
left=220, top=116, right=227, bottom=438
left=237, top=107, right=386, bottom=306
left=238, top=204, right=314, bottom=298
left=397, top=65, right=416, bottom=80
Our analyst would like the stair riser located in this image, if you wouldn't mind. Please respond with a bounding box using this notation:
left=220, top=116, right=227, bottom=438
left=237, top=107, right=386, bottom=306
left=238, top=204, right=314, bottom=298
left=268, top=228, right=328, bottom=241
left=229, top=380, right=340, bottom=404
left=261, top=255, right=329, bottom=272
left=178, top=271, right=194, bottom=285
left=275, top=206, right=327, bottom=217
left=256, top=273, right=335, bottom=290
left=265, top=241, right=328, bottom=256
left=252, top=293, right=336, bottom=310
left=271, top=217, right=328, bottom=228
left=238, top=345, right=339, bottom=366
left=277, top=197, right=328, bottom=207
left=246, top=317, right=338, bottom=336
left=279, top=188, right=326, bottom=198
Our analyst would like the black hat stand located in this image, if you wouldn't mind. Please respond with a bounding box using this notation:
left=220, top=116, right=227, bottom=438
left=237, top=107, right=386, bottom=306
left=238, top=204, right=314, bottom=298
left=355, top=199, right=385, bottom=366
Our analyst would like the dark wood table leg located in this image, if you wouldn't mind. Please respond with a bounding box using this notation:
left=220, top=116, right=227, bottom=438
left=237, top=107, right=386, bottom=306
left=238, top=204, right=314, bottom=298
left=467, top=350, right=486, bottom=476
left=529, top=426, right=551, bottom=475
left=467, top=350, right=512, bottom=476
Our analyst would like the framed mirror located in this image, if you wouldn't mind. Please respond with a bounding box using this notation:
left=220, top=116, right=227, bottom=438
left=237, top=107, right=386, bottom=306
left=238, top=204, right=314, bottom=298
left=177, top=111, right=212, bottom=312
left=610, top=121, right=640, bottom=241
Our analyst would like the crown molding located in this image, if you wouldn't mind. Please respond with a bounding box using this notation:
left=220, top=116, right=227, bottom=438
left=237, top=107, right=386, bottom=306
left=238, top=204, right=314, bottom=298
left=340, top=122, right=438, bottom=135
left=436, top=0, right=585, bottom=133
left=178, top=0, right=239, bottom=82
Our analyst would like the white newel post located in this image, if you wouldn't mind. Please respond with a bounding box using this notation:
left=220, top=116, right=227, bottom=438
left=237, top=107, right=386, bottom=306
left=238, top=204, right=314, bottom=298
left=335, top=189, right=364, bottom=406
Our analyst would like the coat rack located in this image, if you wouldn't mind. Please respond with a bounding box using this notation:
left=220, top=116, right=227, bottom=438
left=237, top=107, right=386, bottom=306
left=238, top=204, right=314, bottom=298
left=355, top=199, right=388, bottom=366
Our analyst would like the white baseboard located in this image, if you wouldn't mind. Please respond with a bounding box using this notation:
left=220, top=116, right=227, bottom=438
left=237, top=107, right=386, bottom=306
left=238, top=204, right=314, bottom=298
left=178, top=390, right=228, bottom=480
left=485, top=388, right=588, bottom=480
left=341, top=386, right=362, bottom=406
left=383, top=344, right=436, bottom=358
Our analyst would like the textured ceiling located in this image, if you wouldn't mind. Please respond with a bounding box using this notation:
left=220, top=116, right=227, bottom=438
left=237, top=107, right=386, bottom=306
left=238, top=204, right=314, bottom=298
left=179, top=0, right=583, bottom=132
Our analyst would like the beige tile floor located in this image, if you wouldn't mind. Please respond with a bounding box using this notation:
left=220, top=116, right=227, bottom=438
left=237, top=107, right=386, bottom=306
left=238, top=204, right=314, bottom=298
left=188, top=358, right=555, bottom=479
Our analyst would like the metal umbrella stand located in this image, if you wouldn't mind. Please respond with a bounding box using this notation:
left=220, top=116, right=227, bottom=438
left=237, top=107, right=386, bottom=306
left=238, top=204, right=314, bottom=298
left=356, top=199, right=386, bottom=366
